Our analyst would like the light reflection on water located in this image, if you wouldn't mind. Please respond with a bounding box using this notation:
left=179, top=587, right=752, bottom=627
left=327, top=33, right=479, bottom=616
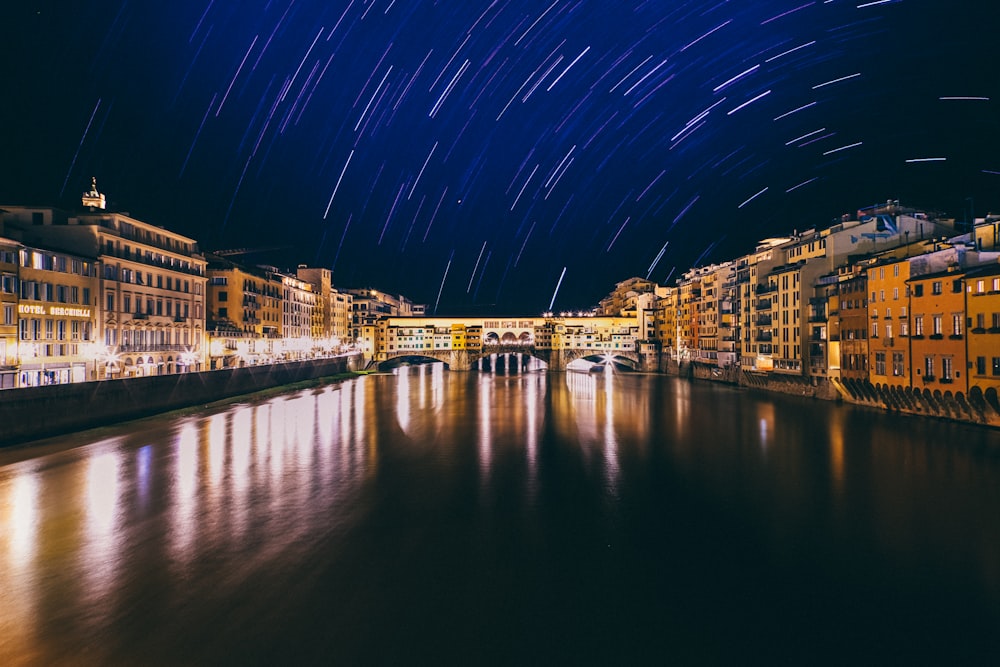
left=1, top=366, right=999, bottom=663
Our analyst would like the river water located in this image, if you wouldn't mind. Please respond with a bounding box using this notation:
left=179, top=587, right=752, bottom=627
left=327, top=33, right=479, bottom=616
left=1, top=364, right=999, bottom=665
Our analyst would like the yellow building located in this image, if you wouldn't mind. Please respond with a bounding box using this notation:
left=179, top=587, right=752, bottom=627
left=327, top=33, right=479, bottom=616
left=1, top=183, right=207, bottom=377
left=205, top=256, right=284, bottom=367
left=280, top=273, right=316, bottom=358
left=964, top=264, right=1000, bottom=401
left=13, top=245, right=99, bottom=386
left=738, top=238, right=789, bottom=371
left=652, top=285, right=678, bottom=358
left=0, top=237, right=18, bottom=388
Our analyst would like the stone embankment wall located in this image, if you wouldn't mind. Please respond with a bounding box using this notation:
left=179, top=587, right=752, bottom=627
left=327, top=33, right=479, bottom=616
left=660, top=357, right=999, bottom=428
left=0, top=355, right=361, bottom=447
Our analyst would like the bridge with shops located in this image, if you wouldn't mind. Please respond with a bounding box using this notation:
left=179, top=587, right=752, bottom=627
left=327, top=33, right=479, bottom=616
left=371, top=315, right=651, bottom=371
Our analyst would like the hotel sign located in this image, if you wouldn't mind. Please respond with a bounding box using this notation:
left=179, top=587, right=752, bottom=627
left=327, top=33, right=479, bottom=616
left=18, top=304, right=92, bottom=318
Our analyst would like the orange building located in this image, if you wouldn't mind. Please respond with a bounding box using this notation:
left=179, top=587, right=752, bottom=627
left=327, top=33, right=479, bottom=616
left=964, top=264, right=1000, bottom=404
left=866, top=258, right=912, bottom=389
left=908, top=268, right=968, bottom=394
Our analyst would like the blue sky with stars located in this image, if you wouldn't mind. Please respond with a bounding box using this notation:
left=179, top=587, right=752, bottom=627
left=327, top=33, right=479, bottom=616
left=1, top=1, right=997, bottom=313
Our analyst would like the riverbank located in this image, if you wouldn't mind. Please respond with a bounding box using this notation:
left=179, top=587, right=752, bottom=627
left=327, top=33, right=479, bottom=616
left=664, top=359, right=1000, bottom=429
left=0, top=355, right=362, bottom=447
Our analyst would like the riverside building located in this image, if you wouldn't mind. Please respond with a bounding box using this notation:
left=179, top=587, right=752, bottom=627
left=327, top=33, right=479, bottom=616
left=1, top=180, right=208, bottom=379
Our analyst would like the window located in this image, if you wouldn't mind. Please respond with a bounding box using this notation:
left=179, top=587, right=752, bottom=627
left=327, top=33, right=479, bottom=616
left=952, top=314, right=962, bottom=336
left=892, top=352, right=904, bottom=376
left=871, top=322, right=879, bottom=338
left=977, top=356, right=986, bottom=375
left=900, top=321, right=908, bottom=336
left=880, top=289, right=885, bottom=302
left=879, top=267, right=885, bottom=280
left=875, top=352, right=886, bottom=375
left=218, top=291, right=228, bottom=302
left=123, top=295, right=131, bottom=313
left=901, top=306, right=907, bottom=317
left=994, top=277, right=1000, bottom=292
left=932, top=281, right=942, bottom=295
left=953, top=279, right=962, bottom=293
left=942, top=357, right=953, bottom=380
left=3, top=304, right=13, bottom=325
left=914, top=315, right=924, bottom=336
left=1, top=273, right=15, bottom=293
left=977, top=280, right=985, bottom=294
left=107, top=292, right=115, bottom=312
left=83, top=287, right=90, bottom=306
left=886, top=307, right=891, bottom=319
left=993, top=313, right=1000, bottom=329
left=932, top=315, right=942, bottom=335
left=924, top=356, right=935, bottom=379
left=871, top=291, right=877, bottom=302
left=994, top=358, right=1000, bottom=376
left=885, top=323, right=892, bottom=339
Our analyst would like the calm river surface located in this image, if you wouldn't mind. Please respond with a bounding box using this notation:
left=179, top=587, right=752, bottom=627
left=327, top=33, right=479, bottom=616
left=2, top=364, right=999, bottom=665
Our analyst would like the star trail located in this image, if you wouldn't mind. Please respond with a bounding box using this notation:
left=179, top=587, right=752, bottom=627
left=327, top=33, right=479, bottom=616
left=1, top=1, right=997, bottom=313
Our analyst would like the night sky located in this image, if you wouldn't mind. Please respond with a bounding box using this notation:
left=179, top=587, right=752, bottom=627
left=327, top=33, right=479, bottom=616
left=1, top=1, right=997, bottom=314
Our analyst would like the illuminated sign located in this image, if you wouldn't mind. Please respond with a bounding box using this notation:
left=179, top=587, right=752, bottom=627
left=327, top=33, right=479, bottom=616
left=17, top=304, right=92, bottom=318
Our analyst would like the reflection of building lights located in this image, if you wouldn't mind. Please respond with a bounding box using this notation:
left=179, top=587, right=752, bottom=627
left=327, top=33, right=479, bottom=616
left=7, top=473, right=38, bottom=567
left=87, top=451, right=120, bottom=534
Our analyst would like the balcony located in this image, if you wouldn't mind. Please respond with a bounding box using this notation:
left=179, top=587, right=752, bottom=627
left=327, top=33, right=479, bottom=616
left=755, top=332, right=773, bottom=342
left=755, top=315, right=772, bottom=326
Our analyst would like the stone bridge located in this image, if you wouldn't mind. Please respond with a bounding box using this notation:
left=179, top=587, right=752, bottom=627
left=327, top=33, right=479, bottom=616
left=369, top=315, right=655, bottom=372
left=379, top=345, right=643, bottom=372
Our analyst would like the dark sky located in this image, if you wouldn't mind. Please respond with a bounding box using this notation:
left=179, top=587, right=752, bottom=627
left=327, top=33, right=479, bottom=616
left=1, top=1, right=997, bottom=314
